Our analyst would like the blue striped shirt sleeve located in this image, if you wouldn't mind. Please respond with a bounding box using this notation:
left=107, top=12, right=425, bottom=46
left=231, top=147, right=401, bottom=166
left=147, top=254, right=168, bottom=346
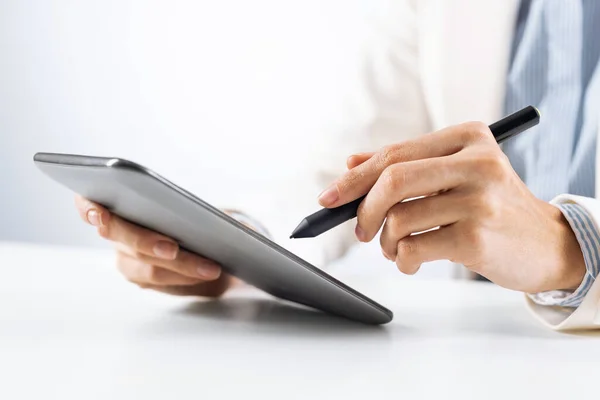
left=528, top=203, right=600, bottom=308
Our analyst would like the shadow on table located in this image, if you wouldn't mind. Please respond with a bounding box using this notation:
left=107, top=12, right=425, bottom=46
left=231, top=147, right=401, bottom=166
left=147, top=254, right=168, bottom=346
left=142, top=297, right=403, bottom=340
left=139, top=295, right=599, bottom=341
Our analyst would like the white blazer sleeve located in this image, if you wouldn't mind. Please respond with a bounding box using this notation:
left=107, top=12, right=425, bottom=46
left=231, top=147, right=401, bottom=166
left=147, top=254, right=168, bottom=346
left=526, top=194, right=600, bottom=331
left=224, top=0, right=431, bottom=268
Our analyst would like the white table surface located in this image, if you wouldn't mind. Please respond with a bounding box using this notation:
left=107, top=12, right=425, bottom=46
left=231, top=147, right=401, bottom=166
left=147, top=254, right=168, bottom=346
left=1, top=242, right=599, bottom=400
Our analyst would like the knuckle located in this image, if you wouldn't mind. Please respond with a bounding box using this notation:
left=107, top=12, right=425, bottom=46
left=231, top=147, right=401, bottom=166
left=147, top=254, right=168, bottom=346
left=464, top=121, right=492, bottom=141
left=378, top=143, right=416, bottom=167
left=396, top=239, right=418, bottom=263
left=472, top=150, right=510, bottom=181
left=456, top=122, right=486, bottom=144
left=386, top=206, right=410, bottom=237
left=470, top=189, right=500, bottom=220
left=462, top=223, right=485, bottom=252
left=379, top=145, right=399, bottom=167
left=469, top=121, right=491, bottom=135
left=386, top=207, right=401, bottom=227
left=381, top=165, right=405, bottom=194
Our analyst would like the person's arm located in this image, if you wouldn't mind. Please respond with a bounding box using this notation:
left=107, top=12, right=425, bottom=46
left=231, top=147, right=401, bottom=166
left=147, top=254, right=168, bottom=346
left=526, top=195, right=600, bottom=330
left=226, top=0, right=430, bottom=268
left=313, top=119, right=599, bottom=330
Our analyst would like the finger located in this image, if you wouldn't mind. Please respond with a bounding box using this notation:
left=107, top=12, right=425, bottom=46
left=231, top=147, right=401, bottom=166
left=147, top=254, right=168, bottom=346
left=116, top=244, right=221, bottom=281
left=356, top=156, right=467, bottom=241
left=98, top=214, right=179, bottom=260
left=379, top=191, right=467, bottom=259
left=319, top=122, right=492, bottom=208
left=346, top=152, right=375, bottom=169
left=116, top=252, right=206, bottom=286
left=394, top=225, right=459, bottom=275
left=75, top=196, right=110, bottom=227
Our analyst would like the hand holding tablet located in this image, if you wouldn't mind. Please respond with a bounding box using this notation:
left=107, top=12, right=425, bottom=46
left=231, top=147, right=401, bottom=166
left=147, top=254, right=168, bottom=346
left=35, top=153, right=393, bottom=324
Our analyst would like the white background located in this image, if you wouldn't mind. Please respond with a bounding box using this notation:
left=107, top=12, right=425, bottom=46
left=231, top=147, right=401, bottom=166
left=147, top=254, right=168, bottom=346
left=0, top=0, right=453, bottom=279
left=0, top=0, right=375, bottom=247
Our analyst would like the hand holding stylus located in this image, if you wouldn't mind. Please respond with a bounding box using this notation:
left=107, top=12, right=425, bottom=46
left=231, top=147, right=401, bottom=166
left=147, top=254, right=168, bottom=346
left=311, top=119, right=586, bottom=294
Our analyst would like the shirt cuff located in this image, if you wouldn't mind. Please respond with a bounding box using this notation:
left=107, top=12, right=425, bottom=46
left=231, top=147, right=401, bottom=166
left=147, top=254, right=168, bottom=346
left=528, top=203, right=599, bottom=308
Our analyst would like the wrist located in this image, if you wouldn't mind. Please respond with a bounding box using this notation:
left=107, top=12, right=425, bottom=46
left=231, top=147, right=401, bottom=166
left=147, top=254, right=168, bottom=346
left=548, top=204, right=586, bottom=291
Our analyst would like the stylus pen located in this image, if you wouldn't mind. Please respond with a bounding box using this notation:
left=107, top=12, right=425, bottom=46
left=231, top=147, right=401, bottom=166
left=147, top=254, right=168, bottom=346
left=290, top=105, right=541, bottom=239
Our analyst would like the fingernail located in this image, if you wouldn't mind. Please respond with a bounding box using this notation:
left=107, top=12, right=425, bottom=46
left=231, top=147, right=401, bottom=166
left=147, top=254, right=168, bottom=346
left=355, top=225, right=366, bottom=242
left=318, top=185, right=339, bottom=207
left=86, top=209, right=103, bottom=227
left=197, top=263, right=221, bottom=279
left=153, top=241, right=179, bottom=260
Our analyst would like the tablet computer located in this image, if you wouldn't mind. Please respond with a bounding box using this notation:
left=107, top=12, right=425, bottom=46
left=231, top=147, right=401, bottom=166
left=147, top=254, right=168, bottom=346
left=34, top=153, right=393, bottom=325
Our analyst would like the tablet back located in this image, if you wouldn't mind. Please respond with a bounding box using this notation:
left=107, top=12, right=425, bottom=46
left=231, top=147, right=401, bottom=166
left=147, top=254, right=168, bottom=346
left=34, top=153, right=393, bottom=325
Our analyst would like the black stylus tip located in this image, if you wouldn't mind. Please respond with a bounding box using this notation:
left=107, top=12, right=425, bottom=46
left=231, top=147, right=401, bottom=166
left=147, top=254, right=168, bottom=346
left=290, top=219, right=311, bottom=239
